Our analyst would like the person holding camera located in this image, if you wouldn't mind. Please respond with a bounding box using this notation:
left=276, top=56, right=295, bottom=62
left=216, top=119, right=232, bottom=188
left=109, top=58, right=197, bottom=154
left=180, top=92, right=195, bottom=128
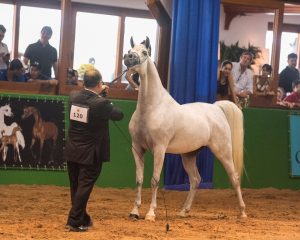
left=65, top=68, right=124, bottom=232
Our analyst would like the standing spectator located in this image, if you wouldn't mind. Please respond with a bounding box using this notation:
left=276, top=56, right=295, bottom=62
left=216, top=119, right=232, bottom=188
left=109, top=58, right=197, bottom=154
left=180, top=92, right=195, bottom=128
left=65, top=69, right=124, bottom=232
left=23, top=26, right=58, bottom=79
left=217, top=60, right=237, bottom=104
left=231, top=51, right=254, bottom=107
left=0, top=24, right=10, bottom=80
left=278, top=53, right=299, bottom=93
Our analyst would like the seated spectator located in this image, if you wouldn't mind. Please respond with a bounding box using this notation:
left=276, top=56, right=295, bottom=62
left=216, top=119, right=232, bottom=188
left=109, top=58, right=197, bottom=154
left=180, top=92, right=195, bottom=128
left=125, top=70, right=139, bottom=90
left=255, top=64, right=272, bottom=93
left=282, top=80, right=300, bottom=108
left=66, top=68, right=78, bottom=85
left=217, top=60, right=237, bottom=104
left=6, top=59, right=26, bottom=82
left=25, top=61, right=57, bottom=85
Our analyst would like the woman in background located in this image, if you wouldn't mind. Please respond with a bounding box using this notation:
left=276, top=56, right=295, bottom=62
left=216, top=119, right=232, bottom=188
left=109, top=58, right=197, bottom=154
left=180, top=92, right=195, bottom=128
left=217, top=60, right=237, bottom=104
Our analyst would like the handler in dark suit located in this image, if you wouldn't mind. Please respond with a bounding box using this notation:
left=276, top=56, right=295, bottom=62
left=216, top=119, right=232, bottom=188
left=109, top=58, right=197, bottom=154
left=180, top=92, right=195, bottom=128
left=65, top=69, right=124, bottom=232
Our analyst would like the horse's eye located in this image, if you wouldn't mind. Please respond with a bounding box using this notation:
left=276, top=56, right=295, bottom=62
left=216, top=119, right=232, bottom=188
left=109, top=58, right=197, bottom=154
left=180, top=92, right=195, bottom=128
left=142, top=50, right=147, bottom=56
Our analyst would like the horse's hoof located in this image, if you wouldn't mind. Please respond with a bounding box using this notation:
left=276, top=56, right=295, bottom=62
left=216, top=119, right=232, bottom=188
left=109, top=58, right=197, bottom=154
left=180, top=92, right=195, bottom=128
left=129, top=213, right=139, bottom=220
left=239, top=212, right=247, bottom=218
left=178, top=210, right=189, bottom=218
left=145, top=214, right=155, bottom=222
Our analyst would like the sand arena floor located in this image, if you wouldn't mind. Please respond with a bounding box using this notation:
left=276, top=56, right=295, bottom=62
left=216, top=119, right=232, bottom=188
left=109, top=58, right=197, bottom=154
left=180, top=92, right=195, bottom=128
left=0, top=185, right=299, bottom=240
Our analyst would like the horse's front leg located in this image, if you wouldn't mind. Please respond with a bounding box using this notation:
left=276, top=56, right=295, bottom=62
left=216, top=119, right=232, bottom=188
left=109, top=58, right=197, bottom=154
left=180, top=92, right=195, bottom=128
left=145, top=147, right=166, bottom=222
left=129, top=144, right=145, bottom=220
left=15, top=144, right=22, bottom=163
left=30, top=138, right=36, bottom=159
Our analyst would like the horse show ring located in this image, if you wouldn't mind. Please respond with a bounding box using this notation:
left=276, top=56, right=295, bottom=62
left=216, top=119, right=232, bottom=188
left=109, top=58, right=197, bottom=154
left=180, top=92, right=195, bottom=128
left=0, top=185, right=299, bottom=239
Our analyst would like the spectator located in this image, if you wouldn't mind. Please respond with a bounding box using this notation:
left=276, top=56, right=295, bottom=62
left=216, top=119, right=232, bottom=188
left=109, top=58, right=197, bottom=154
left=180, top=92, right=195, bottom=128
left=0, top=24, right=10, bottom=81
left=278, top=53, right=299, bottom=93
left=25, top=61, right=57, bottom=85
left=231, top=51, right=254, bottom=108
left=276, top=87, right=287, bottom=106
left=255, top=64, right=272, bottom=93
left=23, top=26, right=58, bottom=79
left=6, top=59, right=26, bottom=82
left=66, top=68, right=78, bottom=85
left=217, top=60, right=237, bottom=104
left=282, top=80, right=300, bottom=108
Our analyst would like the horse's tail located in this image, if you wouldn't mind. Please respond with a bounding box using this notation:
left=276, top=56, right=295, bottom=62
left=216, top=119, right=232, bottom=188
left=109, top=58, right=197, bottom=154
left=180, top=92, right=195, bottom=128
left=215, top=100, right=244, bottom=180
left=16, top=130, right=25, bottom=149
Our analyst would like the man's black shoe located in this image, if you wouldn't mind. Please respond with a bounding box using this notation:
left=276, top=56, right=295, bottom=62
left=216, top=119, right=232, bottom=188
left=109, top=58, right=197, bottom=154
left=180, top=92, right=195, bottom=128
left=68, top=225, right=89, bottom=232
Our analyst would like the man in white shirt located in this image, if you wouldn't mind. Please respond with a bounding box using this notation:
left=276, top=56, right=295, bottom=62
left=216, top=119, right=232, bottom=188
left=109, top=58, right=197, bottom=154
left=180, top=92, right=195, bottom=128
left=231, top=51, right=254, bottom=100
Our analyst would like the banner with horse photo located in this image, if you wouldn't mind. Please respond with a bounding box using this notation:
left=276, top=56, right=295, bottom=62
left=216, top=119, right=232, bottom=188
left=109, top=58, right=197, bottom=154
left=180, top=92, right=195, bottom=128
left=0, top=93, right=69, bottom=170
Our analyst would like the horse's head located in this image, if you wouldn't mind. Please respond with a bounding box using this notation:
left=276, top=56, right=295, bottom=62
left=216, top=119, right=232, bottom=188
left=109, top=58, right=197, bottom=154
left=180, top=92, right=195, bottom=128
left=0, top=104, right=13, bottom=117
left=21, top=106, right=34, bottom=119
left=124, top=36, right=151, bottom=69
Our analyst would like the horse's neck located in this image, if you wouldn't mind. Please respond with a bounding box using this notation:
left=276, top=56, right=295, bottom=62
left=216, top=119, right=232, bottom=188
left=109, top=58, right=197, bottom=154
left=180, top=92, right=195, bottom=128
left=33, top=111, right=42, bottom=126
left=137, top=59, right=175, bottom=108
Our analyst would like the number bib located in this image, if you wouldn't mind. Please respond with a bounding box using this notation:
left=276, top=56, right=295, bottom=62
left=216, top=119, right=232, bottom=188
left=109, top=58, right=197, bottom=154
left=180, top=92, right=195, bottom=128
left=70, top=104, right=89, bottom=123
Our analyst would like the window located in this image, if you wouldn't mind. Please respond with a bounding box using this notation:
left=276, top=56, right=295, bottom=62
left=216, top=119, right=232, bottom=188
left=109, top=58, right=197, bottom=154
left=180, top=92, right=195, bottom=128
left=0, top=3, right=14, bottom=52
left=266, top=30, right=299, bottom=72
left=121, top=17, right=158, bottom=82
left=73, top=12, right=119, bottom=82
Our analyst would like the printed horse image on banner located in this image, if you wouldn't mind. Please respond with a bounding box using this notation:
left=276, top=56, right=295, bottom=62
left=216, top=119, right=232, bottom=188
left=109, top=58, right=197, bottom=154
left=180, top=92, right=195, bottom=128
left=0, top=95, right=67, bottom=170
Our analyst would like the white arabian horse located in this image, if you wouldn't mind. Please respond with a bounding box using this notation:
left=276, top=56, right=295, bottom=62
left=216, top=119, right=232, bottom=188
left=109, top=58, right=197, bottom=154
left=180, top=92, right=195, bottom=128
left=0, top=104, right=25, bottom=162
left=124, top=37, right=246, bottom=221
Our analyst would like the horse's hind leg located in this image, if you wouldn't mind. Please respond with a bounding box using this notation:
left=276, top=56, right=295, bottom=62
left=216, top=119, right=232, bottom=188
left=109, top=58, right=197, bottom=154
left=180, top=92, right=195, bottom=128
left=179, top=151, right=200, bottom=217
left=129, top=144, right=145, bottom=220
left=211, top=143, right=246, bottom=218
left=145, top=146, right=166, bottom=222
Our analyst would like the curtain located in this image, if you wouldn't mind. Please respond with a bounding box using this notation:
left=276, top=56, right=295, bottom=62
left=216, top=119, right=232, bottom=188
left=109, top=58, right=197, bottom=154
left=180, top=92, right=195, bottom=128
left=164, top=0, right=220, bottom=190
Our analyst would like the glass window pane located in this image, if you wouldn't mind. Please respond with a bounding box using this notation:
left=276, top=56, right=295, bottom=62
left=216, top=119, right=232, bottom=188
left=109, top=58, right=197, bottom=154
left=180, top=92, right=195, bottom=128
left=0, top=3, right=14, bottom=52
left=122, top=17, right=158, bottom=83
left=266, top=30, right=299, bottom=73
left=123, top=17, right=158, bottom=58
left=19, top=6, right=61, bottom=58
left=74, top=12, right=118, bottom=82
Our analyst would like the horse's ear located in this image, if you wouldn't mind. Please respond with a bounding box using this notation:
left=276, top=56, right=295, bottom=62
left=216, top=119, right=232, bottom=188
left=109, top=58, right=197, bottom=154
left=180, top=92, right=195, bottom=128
left=130, top=36, right=135, bottom=48
left=145, top=36, right=150, bottom=49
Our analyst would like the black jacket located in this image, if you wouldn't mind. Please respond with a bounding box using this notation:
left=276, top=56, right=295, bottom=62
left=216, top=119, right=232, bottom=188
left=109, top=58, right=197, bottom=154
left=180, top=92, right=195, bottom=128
left=65, top=89, right=124, bottom=165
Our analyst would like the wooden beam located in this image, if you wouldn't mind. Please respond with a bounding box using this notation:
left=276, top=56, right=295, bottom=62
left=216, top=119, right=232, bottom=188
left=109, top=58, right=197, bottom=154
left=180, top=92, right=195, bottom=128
left=11, top=3, right=20, bottom=59
left=146, top=0, right=171, bottom=26
left=58, top=0, right=72, bottom=94
left=146, top=0, right=171, bottom=89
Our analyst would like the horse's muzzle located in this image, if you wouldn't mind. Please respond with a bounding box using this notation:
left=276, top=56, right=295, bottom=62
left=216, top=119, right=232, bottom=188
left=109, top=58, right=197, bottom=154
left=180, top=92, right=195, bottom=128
left=124, top=53, right=140, bottom=68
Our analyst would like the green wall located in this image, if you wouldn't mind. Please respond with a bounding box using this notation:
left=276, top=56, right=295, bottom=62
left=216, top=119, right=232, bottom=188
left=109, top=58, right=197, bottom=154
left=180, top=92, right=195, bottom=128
left=1, top=96, right=299, bottom=189
left=0, top=98, right=155, bottom=188
left=213, top=108, right=300, bottom=190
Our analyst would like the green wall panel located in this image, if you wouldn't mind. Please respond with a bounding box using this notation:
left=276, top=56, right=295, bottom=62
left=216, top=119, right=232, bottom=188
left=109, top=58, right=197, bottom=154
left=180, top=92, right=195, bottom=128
left=0, top=96, right=157, bottom=188
left=214, top=108, right=300, bottom=189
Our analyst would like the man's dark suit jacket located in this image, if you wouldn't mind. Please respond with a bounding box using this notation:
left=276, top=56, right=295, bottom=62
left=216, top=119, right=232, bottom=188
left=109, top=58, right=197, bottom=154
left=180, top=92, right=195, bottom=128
left=65, top=89, right=124, bottom=165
